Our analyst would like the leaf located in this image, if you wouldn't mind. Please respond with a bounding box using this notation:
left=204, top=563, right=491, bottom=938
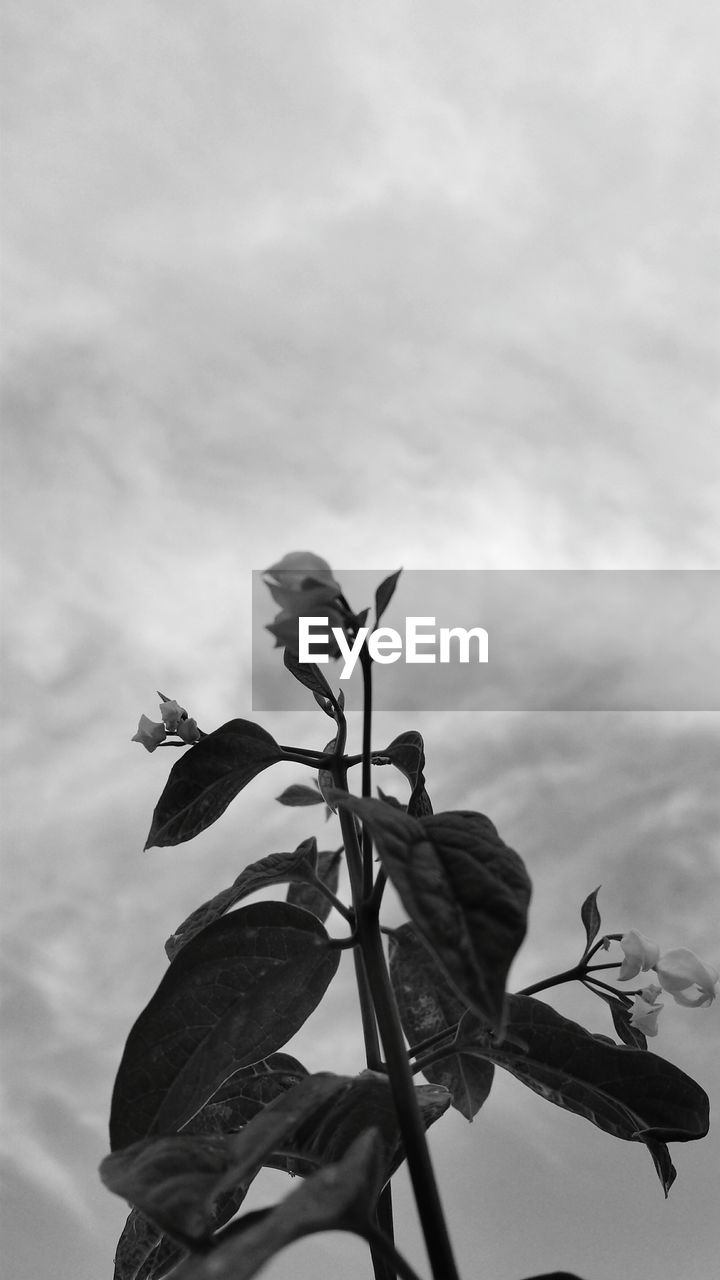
left=113, top=1208, right=185, bottom=1280
left=111, top=902, right=340, bottom=1150
left=580, top=887, right=602, bottom=953
left=389, top=924, right=495, bottom=1120
left=329, top=797, right=532, bottom=1034
left=608, top=1000, right=648, bottom=1052
left=171, top=1130, right=386, bottom=1280
left=376, top=786, right=406, bottom=811
left=520, top=1274, right=586, bottom=1279
left=283, top=1069, right=451, bottom=1180
left=183, top=1054, right=309, bottom=1136
left=145, top=720, right=284, bottom=848
left=317, top=736, right=339, bottom=814
left=465, top=994, right=709, bottom=1189
left=372, top=730, right=432, bottom=817
left=282, top=647, right=339, bottom=714
left=374, top=569, right=402, bottom=626
left=275, top=784, right=325, bottom=807
left=165, top=839, right=321, bottom=959
left=286, top=848, right=343, bottom=923
left=103, top=1075, right=353, bottom=1245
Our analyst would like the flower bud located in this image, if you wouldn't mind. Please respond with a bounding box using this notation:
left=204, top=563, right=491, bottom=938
left=629, top=987, right=664, bottom=1037
left=131, top=715, right=167, bottom=752
left=176, top=717, right=201, bottom=745
left=264, top=552, right=342, bottom=595
left=159, top=699, right=187, bottom=734
left=654, top=948, right=719, bottom=1008
left=617, top=929, right=660, bottom=981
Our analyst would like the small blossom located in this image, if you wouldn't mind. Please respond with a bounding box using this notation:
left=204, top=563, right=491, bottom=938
left=629, top=985, right=664, bottom=1037
left=264, top=552, right=342, bottom=595
left=654, top=948, right=719, bottom=1008
left=264, top=551, right=348, bottom=657
left=617, top=929, right=660, bottom=981
left=159, top=699, right=188, bottom=734
left=176, top=717, right=201, bottom=745
left=132, top=715, right=167, bottom=752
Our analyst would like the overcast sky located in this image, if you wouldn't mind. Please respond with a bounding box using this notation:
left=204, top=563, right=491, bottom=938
left=2, top=4, right=719, bottom=1279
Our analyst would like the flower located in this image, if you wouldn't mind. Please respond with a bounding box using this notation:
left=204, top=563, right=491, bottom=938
left=159, top=698, right=187, bottom=734
left=617, top=929, right=660, bottom=981
left=654, top=948, right=719, bottom=1008
left=131, top=715, right=167, bottom=752
left=264, top=551, right=342, bottom=595
left=629, top=984, right=664, bottom=1037
left=175, top=716, right=201, bottom=745
left=264, top=551, right=348, bottom=657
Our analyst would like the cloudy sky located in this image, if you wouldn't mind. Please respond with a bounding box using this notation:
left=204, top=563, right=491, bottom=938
left=2, top=3, right=719, bottom=1279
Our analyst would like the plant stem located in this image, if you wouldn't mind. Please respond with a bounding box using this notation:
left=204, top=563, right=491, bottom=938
left=362, top=1223, right=426, bottom=1280
left=360, top=913, right=461, bottom=1280
left=360, top=646, right=375, bottom=900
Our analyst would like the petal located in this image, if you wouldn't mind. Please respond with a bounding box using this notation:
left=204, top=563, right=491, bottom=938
left=655, top=948, right=719, bottom=997
left=265, top=552, right=341, bottom=594
left=618, top=929, right=660, bottom=980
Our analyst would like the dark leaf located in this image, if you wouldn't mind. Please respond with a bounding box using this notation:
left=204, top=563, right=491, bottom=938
left=389, top=923, right=494, bottom=1120
left=145, top=720, right=284, bottom=849
left=317, top=736, right=338, bottom=814
left=283, top=1068, right=450, bottom=1180
left=183, top=1054, right=309, bottom=1137
left=111, top=902, right=339, bottom=1149
left=644, top=1137, right=677, bottom=1197
left=103, top=1075, right=353, bottom=1245
left=287, top=848, right=343, bottom=923
left=113, top=1208, right=185, bottom=1280
left=609, top=999, right=648, bottom=1052
left=165, top=839, right=320, bottom=959
left=329, top=797, right=532, bottom=1034
left=580, top=887, right=602, bottom=953
left=376, top=786, right=406, bottom=811
left=171, top=1130, right=386, bottom=1280
left=372, top=730, right=432, bottom=816
left=282, top=647, right=339, bottom=714
left=374, top=569, right=402, bottom=626
left=466, top=994, right=709, bottom=1189
left=275, top=784, right=325, bottom=807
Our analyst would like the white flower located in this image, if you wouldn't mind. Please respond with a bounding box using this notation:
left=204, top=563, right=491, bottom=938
left=629, top=985, right=664, bottom=1037
left=131, top=715, right=167, bottom=752
left=159, top=699, right=187, bottom=734
left=176, top=717, right=201, bottom=745
left=617, top=930, right=660, bottom=981
left=655, top=948, right=719, bottom=1008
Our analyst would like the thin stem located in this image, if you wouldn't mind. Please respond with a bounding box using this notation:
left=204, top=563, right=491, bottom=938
left=585, top=961, right=622, bottom=974
left=360, top=646, right=375, bottom=900
left=278, top=745, right=332, bottom=762
left=407, top=1023, right=459, bottom=1062
left=363, top=1223, right=426, bottom=1280
left=360, top=914, right=461, bottom=1280
left=516, top=965, right=582, bottom=997
left=311, top=878, right=355, bottom=923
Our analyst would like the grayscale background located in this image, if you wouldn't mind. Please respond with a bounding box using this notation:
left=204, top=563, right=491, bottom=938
left=2, top=3, right=719, bottom=1279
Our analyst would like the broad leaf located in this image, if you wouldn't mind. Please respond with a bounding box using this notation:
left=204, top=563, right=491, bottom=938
left=275, top=784, right=325, bottom=807
left=330, top=797, right=532, bottom=1033
left=183, top=1054, right=309, bottom=1136
left=111, top=902, right=339, bottom=1149
left=286, top=848, right=342, bottom=923
left=113, top=1208, right=184, bottom=1280
left=580, top=887, right=602, bottom=953
left=282, top=1069, right=451, bottom=1180
left=390, top=924, right=494, bottom=1120
left=376, top=786, right=406, bottom=811
left=372, top=730, right=432, bottom=816
left=374, top=569, right=402, bottom=626
left=145, top=720, right=284, bottom=848
left=465, top=994, right=709, bottom=1191
left=282, top=647, right=339, bottom=715
left=103, top=1075, right=353, bottom=1245
left=171, top=1130, right=385, bottom=1280
left=165, top=839, right=320, bottom=959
